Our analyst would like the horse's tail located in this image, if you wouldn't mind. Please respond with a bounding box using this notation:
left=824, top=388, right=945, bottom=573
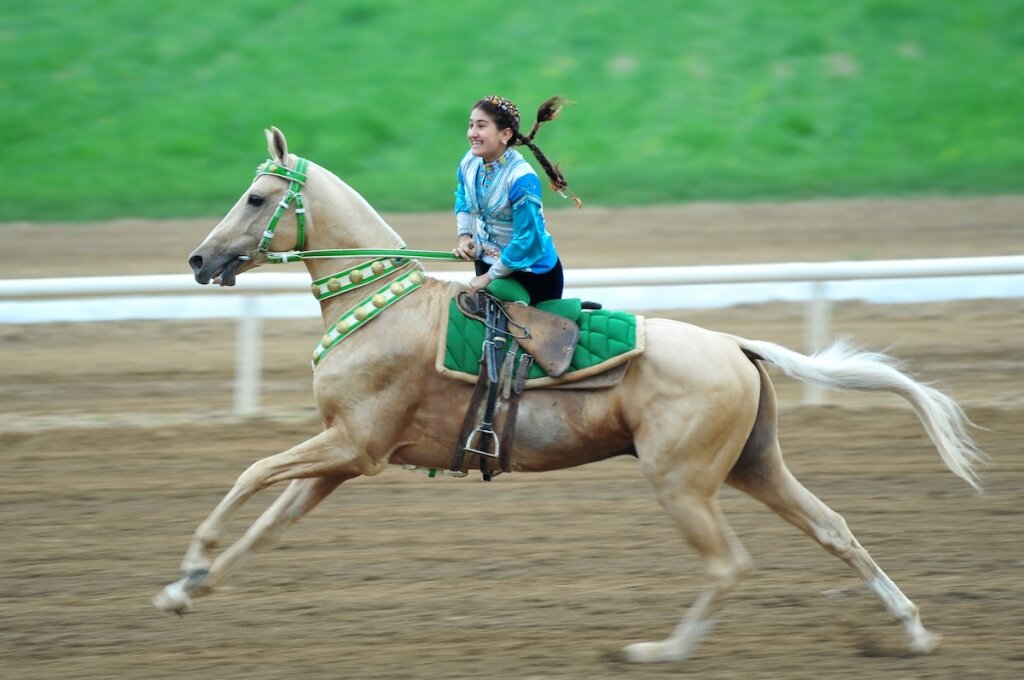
left=735, top=337, right=988, bottom=492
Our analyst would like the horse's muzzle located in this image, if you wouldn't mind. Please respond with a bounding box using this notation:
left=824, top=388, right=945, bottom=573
left=189, top=251, right=246, bottom=286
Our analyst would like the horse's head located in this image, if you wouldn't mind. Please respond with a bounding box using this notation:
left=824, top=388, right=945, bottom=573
left=189, top=126, right=308, bottom=285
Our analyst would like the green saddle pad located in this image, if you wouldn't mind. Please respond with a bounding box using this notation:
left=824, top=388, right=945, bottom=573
left=443, top=298, right=639, bottom=381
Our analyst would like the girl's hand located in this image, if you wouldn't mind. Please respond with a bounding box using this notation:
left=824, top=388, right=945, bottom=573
left=452, top=235, right=477, bottom=260
left=469, top=274, right=491, bottom=291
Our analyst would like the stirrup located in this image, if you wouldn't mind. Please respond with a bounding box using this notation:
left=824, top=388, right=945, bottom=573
left=464, top=426, right=500, bottom=459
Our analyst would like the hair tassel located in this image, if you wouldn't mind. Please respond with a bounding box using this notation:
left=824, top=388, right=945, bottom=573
left=537, top=96, right=570, bottom=123
left=527, top=96, right=572, bottom=142
left=555, top=187, right=583, bottom=209
left=550, top=162, right=582, bottom=209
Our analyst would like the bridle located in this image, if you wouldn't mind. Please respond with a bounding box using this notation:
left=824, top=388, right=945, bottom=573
left=248, top=156, right=466, bottom=369
left=251, top=156, right=462, bottom=266
left=253, top=157, right=310, bottom=254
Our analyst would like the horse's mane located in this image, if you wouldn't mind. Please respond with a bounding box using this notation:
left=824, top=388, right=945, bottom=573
left=307, top=158, right=407, bottom=249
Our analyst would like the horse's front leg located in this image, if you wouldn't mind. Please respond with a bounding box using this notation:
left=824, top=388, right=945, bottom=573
left=154, top=427, right=382, bottom=613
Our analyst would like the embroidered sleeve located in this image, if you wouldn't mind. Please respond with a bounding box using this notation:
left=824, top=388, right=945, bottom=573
left=508, top=171, right=542, bottom=207
left=490, top=174, right=549, bottom=278
left=454, top=166, right=473, bottom=237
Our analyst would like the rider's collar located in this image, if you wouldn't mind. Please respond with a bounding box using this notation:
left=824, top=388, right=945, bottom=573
left=482, top=149, right=512, bottom=171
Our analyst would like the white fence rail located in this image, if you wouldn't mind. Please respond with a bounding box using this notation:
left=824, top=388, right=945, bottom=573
left=3, top=255, right=1023, bottom=413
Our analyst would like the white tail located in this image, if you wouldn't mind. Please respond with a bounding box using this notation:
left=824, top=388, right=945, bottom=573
left=737, top=338, right=988, bottom=492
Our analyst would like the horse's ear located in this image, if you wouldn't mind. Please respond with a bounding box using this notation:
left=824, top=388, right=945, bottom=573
left=265, top=126, right=289, bottom=163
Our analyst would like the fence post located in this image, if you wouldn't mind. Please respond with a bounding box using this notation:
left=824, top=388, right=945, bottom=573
left=803, top=281, right=831, bottom=404
left=234, top=296, right=262, bottom=417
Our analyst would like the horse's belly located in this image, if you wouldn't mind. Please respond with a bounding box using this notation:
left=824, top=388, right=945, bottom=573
left=507, top=392, right=633, bottom=471
left=393, top=389, right=631, bottom=473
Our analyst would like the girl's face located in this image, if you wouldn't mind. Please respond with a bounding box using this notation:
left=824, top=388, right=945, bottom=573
left=467, top=107, right=513, bottom=162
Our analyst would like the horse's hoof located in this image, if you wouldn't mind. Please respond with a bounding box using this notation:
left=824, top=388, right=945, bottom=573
left=622, top=641, right=684, bottom=664
left=908, top=629, right=942, bottom=654
left=153, top=579, right=193, bottom=615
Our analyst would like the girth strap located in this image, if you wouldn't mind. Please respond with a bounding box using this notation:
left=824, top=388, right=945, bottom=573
left=451, top=291, right=528, bottom=480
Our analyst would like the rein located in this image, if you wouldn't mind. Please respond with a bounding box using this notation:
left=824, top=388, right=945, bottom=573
left=266, top=247, right=462, bottom=264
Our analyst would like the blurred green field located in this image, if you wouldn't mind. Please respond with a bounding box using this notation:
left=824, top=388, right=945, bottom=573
left=1, top=0, right=1022, bottom=221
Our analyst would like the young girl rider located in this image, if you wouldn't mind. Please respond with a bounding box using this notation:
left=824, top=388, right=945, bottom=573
left=452, top=95, right=580, bottom=304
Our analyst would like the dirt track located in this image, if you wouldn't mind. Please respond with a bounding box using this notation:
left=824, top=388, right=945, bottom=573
left=1, top=197, right=1022, bottom=679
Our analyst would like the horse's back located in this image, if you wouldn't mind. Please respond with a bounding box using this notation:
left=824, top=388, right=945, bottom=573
left=634, top=317, right=761, bottom=394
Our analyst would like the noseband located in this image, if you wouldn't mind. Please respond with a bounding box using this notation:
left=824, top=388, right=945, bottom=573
left=253, top=157, right=309, bottom=254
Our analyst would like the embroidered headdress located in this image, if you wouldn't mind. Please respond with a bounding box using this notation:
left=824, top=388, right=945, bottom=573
left=481, top=95, right=520, bottom=128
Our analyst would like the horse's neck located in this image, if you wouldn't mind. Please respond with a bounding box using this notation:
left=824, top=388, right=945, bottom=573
left=312, top=164, right=406, bottom=248
left=303, top=165, right=402, bottom=270
left=305, top=163, right=419, bottom=326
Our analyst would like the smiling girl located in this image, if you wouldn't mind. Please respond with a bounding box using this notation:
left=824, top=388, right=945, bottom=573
left=452, top=95, right=580, bottom=303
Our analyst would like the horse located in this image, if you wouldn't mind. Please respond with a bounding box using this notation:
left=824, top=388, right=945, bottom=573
left=153, top=126, right=986, bottom=664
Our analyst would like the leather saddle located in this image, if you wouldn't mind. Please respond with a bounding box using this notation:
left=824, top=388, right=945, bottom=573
left=455, top=291, right=579, bottom=377
left=451, top=289, right=580, bottom=480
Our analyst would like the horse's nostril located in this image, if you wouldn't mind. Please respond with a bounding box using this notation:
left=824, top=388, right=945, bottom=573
left=188, top=254, right=204, bottom=274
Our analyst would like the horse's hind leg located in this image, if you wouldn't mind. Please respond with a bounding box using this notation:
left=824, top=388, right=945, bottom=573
left=618, top=444, right=757, bottom=659
left=624, top=485, right=753, bottom=663
left=728, top=438, right=941, bottom=654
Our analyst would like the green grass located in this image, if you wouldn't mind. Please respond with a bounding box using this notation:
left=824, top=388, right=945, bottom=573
left=2, top=0, right=1022, bottom=221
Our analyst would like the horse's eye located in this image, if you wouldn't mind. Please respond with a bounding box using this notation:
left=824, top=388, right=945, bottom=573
left=247, top=193, right=264, bottom=206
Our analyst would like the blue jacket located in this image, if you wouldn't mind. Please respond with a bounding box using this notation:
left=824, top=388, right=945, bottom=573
left=454, top=149, right=558, bottom=278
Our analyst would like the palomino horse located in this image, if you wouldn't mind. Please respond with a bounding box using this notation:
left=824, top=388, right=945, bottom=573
left=154, top=127, right=985, bottom=664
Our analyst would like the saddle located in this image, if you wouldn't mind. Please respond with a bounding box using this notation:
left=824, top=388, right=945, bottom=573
left=443, top=278, right=645, bottom=481
left=450, top=286, right=580, bottom=480
left=456, top=290, right=581, bottom=377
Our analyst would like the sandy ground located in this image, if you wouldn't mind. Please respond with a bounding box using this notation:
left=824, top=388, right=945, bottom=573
left=1, top=196, right=1022, bottom=679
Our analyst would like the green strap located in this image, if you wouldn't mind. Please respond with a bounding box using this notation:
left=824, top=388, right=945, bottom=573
left=267, top=247, right=462, bottom=264
left=312, top=269, right=427, bottom=369
left=256, top=157, right=308, bottom=253
left=309, top=257, right=410, bottom=302
left=255, top=159, right=307, bottom=184
left=293, top=186, right=306, bottom=250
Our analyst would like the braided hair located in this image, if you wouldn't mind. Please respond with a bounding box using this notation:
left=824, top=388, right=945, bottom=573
left=474, top=95, right=581, bottom=208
